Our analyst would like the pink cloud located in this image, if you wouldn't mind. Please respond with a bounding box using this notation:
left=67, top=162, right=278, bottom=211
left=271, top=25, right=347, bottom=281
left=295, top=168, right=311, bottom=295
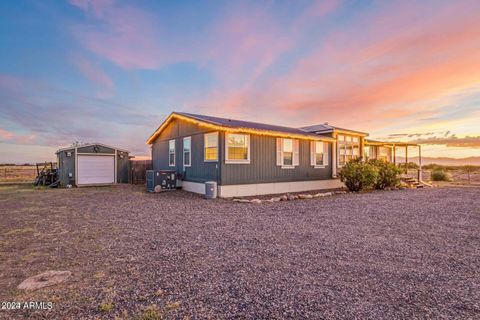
left=0, top=128, right=14, bottom=140
left=218, top=1, right=480, bottom=130
left=69, top=0, right=114, bottom=18
left=72, top=55, right=114, bottom=98
left=0, top=128, right=36, bottom=144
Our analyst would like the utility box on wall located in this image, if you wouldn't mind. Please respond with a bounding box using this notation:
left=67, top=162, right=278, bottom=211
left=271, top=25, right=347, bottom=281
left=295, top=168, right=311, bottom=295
left=146, top=170, right=177, bottom=192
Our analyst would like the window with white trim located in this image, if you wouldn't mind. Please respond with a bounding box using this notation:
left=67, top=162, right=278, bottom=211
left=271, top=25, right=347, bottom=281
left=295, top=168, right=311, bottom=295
left=337, top=135, right=360, bottom=166
left=311, top=141, right=329, bottom=167
left=225, top=133, right=250, bottom=163
left=168, top=139, right=175, bottom=166
left=276, top=138, right=299, bottom=167
left=204, top=132, right=218, bottom=161
left=183, top=137, right=191, bottom=167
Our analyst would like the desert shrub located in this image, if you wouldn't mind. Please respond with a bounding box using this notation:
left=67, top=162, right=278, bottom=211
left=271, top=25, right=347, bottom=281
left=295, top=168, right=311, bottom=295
left=431, top=169, right=449, bottom=181
left=397, top=162, right=419, bottom=170
left=423, top=163, right=444, bottom=171
left=338, top=158, right=378, bottom=192
left=368, top=159, right=403, bottom=189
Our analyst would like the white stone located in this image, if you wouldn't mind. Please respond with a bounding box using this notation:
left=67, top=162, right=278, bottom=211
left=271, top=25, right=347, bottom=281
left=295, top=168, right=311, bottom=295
left=17, top=271, right=71, bottom=291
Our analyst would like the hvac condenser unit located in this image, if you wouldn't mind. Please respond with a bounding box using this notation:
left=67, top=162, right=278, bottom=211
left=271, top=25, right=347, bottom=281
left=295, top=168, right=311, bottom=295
left=146, top=170, right=177, bottom=192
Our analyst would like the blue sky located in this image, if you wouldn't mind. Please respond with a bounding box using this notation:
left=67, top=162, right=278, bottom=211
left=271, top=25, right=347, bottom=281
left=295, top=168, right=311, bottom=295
left=1, top=0, right=480, bottom=162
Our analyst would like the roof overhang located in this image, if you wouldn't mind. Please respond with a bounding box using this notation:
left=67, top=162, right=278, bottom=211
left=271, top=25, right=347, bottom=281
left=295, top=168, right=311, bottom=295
left=146, top=112, right=336, bottom=144
left=365, top=139, right=419, bottom=147
left=56, top=143, right=130, bottom=154
left=313, top=128, right=369, bottom=137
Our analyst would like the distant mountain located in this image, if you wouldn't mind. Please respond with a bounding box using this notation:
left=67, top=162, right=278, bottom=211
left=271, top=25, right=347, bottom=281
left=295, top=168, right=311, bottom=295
left=395, top=156, right=480, bottom=166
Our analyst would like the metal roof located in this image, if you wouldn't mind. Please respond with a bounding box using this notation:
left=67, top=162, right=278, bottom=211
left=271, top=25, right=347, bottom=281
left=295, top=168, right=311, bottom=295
left=147, top=112, right=337, bottom=144
left=56, top=142, right=130, bottom=154
left=301, top=123, right=369, bottom=136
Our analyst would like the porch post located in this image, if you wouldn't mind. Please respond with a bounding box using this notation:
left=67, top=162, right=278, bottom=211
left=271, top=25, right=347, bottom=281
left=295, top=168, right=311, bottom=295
left=405, top=146, right=408, bottom=174
left=418, top=145, right=422, bottom=181
left=393, top=144, right=396, bottom=165
left=332, top=135, right=337, bottom=178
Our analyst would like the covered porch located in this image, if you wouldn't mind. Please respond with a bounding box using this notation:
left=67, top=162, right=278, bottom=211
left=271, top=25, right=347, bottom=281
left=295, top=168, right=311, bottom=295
left=364, top=139, right=424, bottom=181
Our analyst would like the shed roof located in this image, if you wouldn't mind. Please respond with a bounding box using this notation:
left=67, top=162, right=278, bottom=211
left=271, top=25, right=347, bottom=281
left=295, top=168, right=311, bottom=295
left=56, top=142, right=130, bottom=154
left=146, top=112, right=337, bottom=144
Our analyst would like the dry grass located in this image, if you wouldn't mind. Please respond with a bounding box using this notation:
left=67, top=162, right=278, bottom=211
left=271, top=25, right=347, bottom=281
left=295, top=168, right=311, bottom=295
left=0, top=165, right=37, bottom=184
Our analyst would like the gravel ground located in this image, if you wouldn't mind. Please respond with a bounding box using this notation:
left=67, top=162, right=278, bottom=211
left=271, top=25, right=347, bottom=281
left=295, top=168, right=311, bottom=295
left=0, top=185, right=479, bottom=319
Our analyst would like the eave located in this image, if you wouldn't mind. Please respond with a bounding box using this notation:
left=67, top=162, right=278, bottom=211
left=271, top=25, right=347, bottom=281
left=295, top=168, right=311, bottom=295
left=146, top=112, right=337, bottom=144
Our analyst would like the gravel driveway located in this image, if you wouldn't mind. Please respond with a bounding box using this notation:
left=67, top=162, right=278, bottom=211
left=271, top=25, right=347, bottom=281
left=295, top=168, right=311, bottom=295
left=0, top=185, right=479, bottom=319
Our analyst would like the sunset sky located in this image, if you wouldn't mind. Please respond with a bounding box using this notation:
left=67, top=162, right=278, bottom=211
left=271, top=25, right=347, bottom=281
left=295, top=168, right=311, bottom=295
left=1, top=0, right=480, bottom=163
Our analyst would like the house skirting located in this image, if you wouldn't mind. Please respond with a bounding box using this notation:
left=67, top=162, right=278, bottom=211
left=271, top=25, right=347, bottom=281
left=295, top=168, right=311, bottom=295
left=180, top=179, right=344, bottom=198
left=181, top=180, right=207, bottom=194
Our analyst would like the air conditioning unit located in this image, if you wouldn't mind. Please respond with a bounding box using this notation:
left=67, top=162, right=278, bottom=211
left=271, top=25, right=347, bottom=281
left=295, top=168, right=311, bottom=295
left=146, top=170, right=177, bottom=192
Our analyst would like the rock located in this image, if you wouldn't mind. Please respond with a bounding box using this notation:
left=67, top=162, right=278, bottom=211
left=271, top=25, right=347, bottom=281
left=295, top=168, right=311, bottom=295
left=279, top=195, right=288, bottom=201
left=154, top=185, right=163, bottom=193
left=314, top=193, right=325, bottom=197
left=335, top=191, right=347, bottom=194
left=270, top=197, right=281, bottom=202
left=17, top=270, right=71, bottom=291
left=298, top=194, right=313, bottom=199
left=250, top=199, right=262, bottom=204
left=286, top=194, right=296, bottom=201
left=323, top=192, right=333, bottom=196
left=237, top=199, right=251, bottom=203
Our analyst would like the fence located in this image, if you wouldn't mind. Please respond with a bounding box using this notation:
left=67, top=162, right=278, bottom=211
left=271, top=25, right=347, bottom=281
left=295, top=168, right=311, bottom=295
left=0, top=166, right=37, bottom=184
left=129, top=160, right=152, bottom=184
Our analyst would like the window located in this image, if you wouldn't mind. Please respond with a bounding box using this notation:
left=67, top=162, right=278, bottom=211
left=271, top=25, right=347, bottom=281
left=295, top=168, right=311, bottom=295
left=283, top=139, right=293, bottom=166
left=183, top=137, right=191, bottom=167
left=337, top=135, right=360, bottom=166
left=168, top=139, right=175, bottom=166
left=226, top=133, right=250, bottom=163
left=379, top=147, right=390, bottom=162
left=311, top=141, right=329, bottom=167
left=204, top=132, right=218, bottom=161
left=276, top=138, right=299, bottom=168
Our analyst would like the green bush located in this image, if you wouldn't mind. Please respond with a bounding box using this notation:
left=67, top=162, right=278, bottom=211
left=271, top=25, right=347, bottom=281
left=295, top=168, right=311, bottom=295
left=338, top=158, right=378, bottom=192
left=397, top=162, right=419, bottom=170
left=431, top=169, right=449, bottom=181
left=368, top=159, right=403, bottom=189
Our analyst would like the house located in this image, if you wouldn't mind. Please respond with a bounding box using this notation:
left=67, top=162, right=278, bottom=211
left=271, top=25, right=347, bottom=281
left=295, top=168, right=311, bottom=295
left=146, top=112, right=422, bottom=197
left=56, top=143, right=130, bottom=186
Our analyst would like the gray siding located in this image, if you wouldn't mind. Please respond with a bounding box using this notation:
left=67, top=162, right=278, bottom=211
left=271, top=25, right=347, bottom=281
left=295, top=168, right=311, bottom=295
left=77, top=145, right=115, bottom=154
left=116, top=152, right=130, bottom=183
left=57, top=149, right=75, bottom=186
left=151, top=119, right=220, bottom=183
left=220, top=134, right=332, bottom=185
left=150, top=118, right=336, bottom=186
left=57, top=146, right=130, bottom=186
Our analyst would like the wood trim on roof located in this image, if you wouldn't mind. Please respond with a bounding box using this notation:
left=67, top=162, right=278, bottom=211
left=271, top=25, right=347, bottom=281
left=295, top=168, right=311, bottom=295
left=146, top=113, right=336, bottom=144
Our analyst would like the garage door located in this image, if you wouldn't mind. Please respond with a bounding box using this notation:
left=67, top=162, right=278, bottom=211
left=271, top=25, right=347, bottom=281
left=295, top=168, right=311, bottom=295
left=77, top=155, right=115, bottom=185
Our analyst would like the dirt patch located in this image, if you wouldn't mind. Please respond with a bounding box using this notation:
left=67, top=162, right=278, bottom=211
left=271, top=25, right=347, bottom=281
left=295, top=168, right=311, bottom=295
left=0, top=184, right=479, bottom=319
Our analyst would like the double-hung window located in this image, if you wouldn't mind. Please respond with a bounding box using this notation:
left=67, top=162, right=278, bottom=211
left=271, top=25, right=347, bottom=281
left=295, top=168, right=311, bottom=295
left=225, top=133, right=250, bottom=163
left=204, top=132, right=218, bottom=161
left=183, top=137, right=191, bottom=167
left=168, top=139, right=175, bottom=166
left=337, top=135, right=360, bottom=166
left=311, top=141, right=329, bottom=167
left=276, top=138, right=299, bottom=168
